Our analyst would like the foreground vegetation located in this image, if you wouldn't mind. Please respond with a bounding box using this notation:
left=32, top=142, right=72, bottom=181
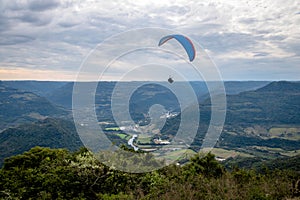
left=0, top=146, right=299, bottom=200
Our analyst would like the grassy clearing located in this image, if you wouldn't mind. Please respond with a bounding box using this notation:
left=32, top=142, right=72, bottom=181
left=137, top=137, right=152, bottom=144
left=269, top=127, right=299, bottom=135
left=116, top=133, right=128, bottom=140
left=162, top=149, right=196, bottom=161
left=269, top=127, right=300, bottom=140
left=202, top=148, right=254, bottom=159
left=281, top=149, right=300, bottom=157
left=253, top=146, right=284, bottom=152
left=105, top=127, right=121, bottom=131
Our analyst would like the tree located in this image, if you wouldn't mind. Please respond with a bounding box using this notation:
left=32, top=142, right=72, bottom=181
left=184, top=152, right=225, bottom=178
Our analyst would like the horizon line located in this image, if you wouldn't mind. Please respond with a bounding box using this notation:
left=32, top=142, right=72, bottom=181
left=1, top=79, right=299, bottom=82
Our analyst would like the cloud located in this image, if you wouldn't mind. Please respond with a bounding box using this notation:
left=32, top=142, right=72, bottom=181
left=0, top=35, right=35, bottom=45
left=196, top=32, right=259, bottom=54
left=0, top=67, right=77, bottom=81
left=218, top=56, right=300, bottom=81
left=2, top=0, right=60, bottom=12
left=253, top=52, right=269, bottom=57
left=0, top=17, right=10, bottom=32
left=28, top=0, right=60, bottom=12
left=0, top=0, right=299, bottom=80
left=18, top=11, right=53, bottom=26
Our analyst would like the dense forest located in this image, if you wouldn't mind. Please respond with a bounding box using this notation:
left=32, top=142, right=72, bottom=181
left=0, top=146, right=299, bottom=200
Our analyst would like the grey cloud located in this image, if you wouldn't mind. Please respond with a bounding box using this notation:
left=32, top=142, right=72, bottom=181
left=49, top=27, right=106, bottom=48
left=0, top=15, right=10, bottom=32
left=28, top=0, right=60, bottom=11
left=239, top=17, right=258, bottom=24
left=289, top=43, right=300, bottom=56
left=88, top=15, right=133, bottom=32
left=187, top=23, right=222, bottom=33
left=218, top=56, right=300, bottom=80
left=18, top=11, right=53, bottom=26
left=255, top=29, right=273, bottom=35
left=1, top=2, right=55, bottom=29
left=3, top=0, right=60, bottom=12
left=58, top=21, right=80, bottom=28
left=253, top=52, right=269, bottom=57
left=197, top=32, right=258, bottom=53
left=265, top=35, right=287, bottom=41
left=0, top=35, right=35, bottom=45
left=167, top=5, right=191, bottom=15
left=2, top=1, right=27, bottom=11
left=278, top=41, right=300, bottom=57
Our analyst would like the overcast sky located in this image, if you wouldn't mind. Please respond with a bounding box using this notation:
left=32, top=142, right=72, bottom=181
left=0, top=0, right=299, bottom=81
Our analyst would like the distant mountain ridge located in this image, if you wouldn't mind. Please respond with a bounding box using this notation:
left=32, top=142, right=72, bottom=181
left=0, top=82, right=68, bottom=130
left=161, top=81, right=300, bottom=152
left=224, top=81, right=270, bottom=94
left=255, top=81, right=300, bottom=93
left=3, top=81, right=68, bottom=97
left=46, top=82, right=75, bottom=109
left=224, top=81, right=300, bottom=125
left=41, top=81, right=270, bottom=110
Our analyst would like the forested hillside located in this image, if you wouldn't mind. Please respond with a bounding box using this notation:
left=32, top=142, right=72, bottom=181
left=0, top=146, right=299, bottom=199
left=0, top=118, right=82, bottom=166
left=0, top=82, right=68, bottom=131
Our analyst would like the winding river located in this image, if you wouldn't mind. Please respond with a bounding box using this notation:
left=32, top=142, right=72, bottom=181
left=128, top=134, right=139, bottom=151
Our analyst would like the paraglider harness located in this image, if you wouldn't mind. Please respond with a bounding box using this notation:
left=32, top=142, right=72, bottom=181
left=168, top=76, right=174, bottom=84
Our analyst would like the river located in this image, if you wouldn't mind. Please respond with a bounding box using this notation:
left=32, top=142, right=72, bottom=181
left=128, top=134, right=139, bottom=151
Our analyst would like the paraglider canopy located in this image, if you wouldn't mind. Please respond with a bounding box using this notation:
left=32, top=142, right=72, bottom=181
left=158, top=34, right=196, bottom=62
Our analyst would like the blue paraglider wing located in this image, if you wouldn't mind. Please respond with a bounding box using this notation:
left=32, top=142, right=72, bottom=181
left=158, top=34, right=196, bottom=62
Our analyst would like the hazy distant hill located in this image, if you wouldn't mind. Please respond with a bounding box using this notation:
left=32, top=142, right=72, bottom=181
left=0, top=118, right=82, bottom=166
left=161, top=81, right=300, bottom=153
left=255, top=81, right=300, bottom=93
left=46, top=82, right=75, bottom=109
left=45, top=81, right=270, bottom=112
left=0, top=82, right=68, bottom=130
left=226, top=81, right=300, bottom=125
left=223, top=154, right=300, bottom=172
left=3, top=81, right=68, bottom=97
left=224, top=81, right=269, bottom=94
left=46, top=81, right=180, bottom=110
left=46, top=82, right=118, bottom=109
